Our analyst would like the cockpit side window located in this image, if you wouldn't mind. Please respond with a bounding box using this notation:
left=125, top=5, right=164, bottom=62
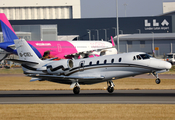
left=139, top=54, right=151, bottom=59
left=136, top=55, right=141, bottom=60
left=133, top=56, right=136, bottom=60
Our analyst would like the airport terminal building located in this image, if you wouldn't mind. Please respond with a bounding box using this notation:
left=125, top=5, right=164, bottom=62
left=0, top=0, right=175, bottom=56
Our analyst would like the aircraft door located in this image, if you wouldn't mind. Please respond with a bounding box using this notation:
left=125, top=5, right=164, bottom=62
left=57, top=44, right=62, bottom=52
left=79, top=60, right=85, bottom=71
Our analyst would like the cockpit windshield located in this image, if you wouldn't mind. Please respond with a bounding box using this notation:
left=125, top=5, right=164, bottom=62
left=139, top=54, right=151, bottom=59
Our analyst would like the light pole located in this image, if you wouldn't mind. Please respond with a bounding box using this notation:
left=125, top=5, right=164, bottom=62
left=103, top=29, right=107, bottom=41
left=119, top=30, right=123, bottom=34
left=116, top=0, right=120, bottom=52
left=87, top=29, right=91, bottom=40
left=112, top=27, right=117, bottom=35
left=96, top=29, right=99, bottom=40
left=137, top=29, right=141, bottom=34
left=152, top=32, right=155, bottom=56
left=124, top=3, right=127, bottom=17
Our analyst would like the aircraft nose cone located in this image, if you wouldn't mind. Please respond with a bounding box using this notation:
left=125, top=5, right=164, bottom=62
left=165, top=61, right=172, bottom=70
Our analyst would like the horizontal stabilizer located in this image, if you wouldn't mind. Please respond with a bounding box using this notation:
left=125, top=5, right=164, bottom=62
left=30, top=77, right=42, bottom=82
left=6, top=59, right=39, bottom=65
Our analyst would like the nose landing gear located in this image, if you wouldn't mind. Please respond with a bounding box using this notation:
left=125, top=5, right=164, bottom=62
left=152, top=72, right=161, bottom=84
left=155, top=78, right=161, bottom=84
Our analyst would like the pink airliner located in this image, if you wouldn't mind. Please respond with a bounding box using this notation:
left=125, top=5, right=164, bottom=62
left=0, top=13, right=117, bottom=60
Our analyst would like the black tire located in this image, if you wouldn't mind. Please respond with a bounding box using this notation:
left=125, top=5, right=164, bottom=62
left=73, top=87, right=80, bottom=94
left=155, top=78, right=161, bottom=84
left=107, top=86, right=114, bottom=93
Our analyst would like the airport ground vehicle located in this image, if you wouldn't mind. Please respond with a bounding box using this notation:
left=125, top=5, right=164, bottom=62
left=166, top=53, right=175, bottom=65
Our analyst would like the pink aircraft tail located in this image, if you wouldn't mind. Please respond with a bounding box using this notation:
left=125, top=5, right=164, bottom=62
left=0, top=13, right=18, bottom=42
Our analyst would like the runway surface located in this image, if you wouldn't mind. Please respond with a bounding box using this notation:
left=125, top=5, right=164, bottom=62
left=0, top=90, right=175, bottom=104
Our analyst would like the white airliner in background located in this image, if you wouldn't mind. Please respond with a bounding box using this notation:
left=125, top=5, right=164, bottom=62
left=8, top=39, right=172, bottom=94
left=0, top=13, right=117, bottom=60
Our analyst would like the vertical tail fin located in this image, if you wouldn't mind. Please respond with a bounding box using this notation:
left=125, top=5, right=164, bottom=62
left=14, top=39, right=42, bottom=63
left=0, top=13, right=18, bottom=42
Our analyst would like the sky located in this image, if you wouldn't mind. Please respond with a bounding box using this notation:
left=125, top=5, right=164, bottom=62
left=81, top=0, right=175, bottom=18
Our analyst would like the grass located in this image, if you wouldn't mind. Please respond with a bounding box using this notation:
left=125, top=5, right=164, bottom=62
left=168, top=65, right=175, bottom=74
left=0, top=104, right=175, bottom=120
left=0, top=69, right=175, bottom=120
left=0, top=68, right=23, bottom=74
left=0, top=76, right=175, bottom=90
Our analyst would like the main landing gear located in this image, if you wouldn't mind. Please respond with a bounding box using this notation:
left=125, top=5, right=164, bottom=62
left=107, top=80, right=115, bottom=93
left=152, top=72, right=161, bottom=84
left=72, top=82, right=80, bottom=94
left=73, top=86, right=80, bottom=94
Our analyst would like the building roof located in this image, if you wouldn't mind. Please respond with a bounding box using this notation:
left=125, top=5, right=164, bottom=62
left=159, top=10, right=175, bottom=16
left=114, top=33, right=175, bottom=41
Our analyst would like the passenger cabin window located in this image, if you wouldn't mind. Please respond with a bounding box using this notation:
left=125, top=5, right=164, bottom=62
left=97, top=61, right=99, bottom=65
left=89, top=61, right=92, bottom=66
left=133, top=56, right=136, bottom=60
left=80, top=62, right=84, bottom=67
left=111, top=59, right=114, bottom=63
left=118, top=58, right=122, bottom=62
left=136, top=55, right=141, bottom=60
left=104, top=60, right=107, bottom=64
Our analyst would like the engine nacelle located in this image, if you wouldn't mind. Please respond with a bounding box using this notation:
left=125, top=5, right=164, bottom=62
left=46, top=59, right=73, bottom=74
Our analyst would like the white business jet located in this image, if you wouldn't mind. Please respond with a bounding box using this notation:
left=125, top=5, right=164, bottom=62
left=8, top=39, right=172, bottom=94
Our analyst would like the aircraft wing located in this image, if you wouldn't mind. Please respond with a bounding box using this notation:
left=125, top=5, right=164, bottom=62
left=64, top=46, right=116, bottom=58
left=94, top=46, right=116, bottom=52
left=27, top=74, right=105, bottom=81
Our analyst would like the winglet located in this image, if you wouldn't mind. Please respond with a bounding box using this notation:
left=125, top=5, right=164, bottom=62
left=111, top=36, right=115, bottom=46
left=0, top=13, right=18, bottom=42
